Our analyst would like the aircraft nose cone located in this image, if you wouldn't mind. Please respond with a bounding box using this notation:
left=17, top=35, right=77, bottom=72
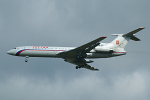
left=7, top=50, right=15, bottom=55
left=7, top=50, right=11, bottom=54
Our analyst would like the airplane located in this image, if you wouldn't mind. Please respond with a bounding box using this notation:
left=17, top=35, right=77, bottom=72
left=7, top=27, right=145, bottom=71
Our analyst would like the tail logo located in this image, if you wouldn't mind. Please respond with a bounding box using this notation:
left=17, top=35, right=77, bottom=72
left=116, top=40, right=119, bottom=44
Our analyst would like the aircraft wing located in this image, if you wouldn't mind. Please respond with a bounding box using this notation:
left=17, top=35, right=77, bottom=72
left=64, top=58, right=99, bottom=71
left=57, top=36, right=106, bottom=58
left=57, top=36, right=106, bottom=71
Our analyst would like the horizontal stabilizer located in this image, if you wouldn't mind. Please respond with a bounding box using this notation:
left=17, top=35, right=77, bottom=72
left=123, top=27, right=145, bottom=41
left=130, top=35, right=140, bottom=41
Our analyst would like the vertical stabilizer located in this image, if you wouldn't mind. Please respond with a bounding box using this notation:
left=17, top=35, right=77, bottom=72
left=111, top=34, right=129, bottom=48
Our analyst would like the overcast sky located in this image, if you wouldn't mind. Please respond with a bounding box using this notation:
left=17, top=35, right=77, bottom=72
left=0, top=0, right=150, bottom=100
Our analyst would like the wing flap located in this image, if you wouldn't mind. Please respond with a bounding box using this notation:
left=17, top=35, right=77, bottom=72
left=83, top=64, right=99, bottom=71
left=64, top=58, right=99, bottom=71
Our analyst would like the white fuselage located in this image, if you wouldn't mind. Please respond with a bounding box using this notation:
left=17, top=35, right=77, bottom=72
left=7, top=45, right=126, bottom=58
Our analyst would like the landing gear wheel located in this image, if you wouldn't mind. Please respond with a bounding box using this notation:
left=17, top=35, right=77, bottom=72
left=78, top=66, right=82, bottom=69
left=25, top=59, right=28, bottom=62
left=76, top=66, right=79, bottom=69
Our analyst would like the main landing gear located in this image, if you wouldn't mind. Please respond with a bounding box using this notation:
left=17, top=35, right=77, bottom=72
left=25, top=56, right=29, bottom=62
left=76, top=66, right=83, bottom=69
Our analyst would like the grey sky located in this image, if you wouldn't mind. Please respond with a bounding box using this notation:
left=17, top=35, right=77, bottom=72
left=0, top=0, right=150, bottom=100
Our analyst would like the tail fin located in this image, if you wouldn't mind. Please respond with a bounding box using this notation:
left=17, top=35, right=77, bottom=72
left=111, top=27, right=145, bottom=49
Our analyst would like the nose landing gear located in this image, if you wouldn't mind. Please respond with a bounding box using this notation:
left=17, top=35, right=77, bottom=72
left=25, top=59, right=28, bottom=62
left=25, top=56, right=29, bottom=62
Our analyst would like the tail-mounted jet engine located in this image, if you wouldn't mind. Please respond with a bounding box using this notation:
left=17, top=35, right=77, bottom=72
left=94, top=47, right=113, bottom=53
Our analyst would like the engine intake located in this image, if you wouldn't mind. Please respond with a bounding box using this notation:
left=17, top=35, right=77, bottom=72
left=85, top=59, right=94, bottom=63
